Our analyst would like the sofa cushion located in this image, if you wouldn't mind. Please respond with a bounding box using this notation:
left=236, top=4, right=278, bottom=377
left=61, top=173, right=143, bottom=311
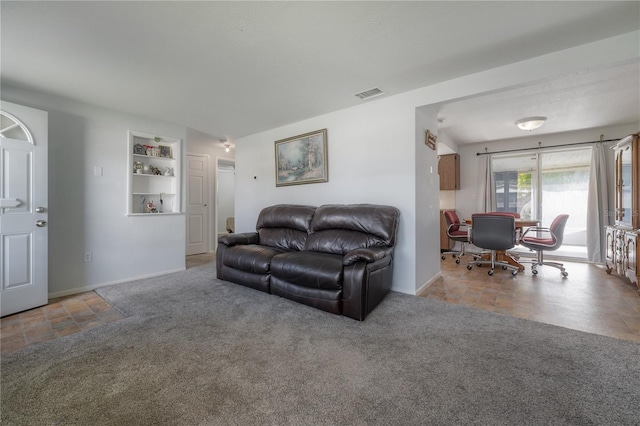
left=221, top=245, right=286, bottom=274
left=270, top=278, right=342, bottom=314
left=256, top=205, right=316, bottom=251
left=305, top=204, right=400, bottom=255
left=271, top=252, right=343, bottom=290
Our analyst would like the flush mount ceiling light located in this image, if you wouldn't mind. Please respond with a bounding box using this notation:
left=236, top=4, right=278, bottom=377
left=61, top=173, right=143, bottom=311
left=515, top=116, right=547, bottom=131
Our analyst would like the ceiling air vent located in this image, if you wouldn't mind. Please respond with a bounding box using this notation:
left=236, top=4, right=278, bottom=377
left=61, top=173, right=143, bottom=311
left=354, top=87, right=384, bottom=100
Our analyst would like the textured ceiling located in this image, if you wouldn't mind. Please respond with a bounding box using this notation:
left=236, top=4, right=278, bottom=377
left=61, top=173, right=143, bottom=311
left=1, top=1, right=639, bottom=144
left=437, top=60, right=640, bottom=145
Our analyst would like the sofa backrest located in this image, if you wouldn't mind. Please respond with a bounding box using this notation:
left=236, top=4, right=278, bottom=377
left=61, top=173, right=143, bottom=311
left=256, top=204, right=316, bottom=251
left=305, top=204, right=400, bottom=255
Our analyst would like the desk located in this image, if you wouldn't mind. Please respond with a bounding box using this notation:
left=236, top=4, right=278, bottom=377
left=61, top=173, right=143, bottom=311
left=465, top=218, right=540, bottom=271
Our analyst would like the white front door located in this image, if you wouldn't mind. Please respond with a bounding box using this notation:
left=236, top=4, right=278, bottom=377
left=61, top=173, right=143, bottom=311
left=186, top=153, right=209, bottom=255
left=0, top=101, right=48, bottom=317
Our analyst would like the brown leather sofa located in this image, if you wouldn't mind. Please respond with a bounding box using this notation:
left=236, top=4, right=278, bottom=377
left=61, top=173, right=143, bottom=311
left=216, top=204, right=400, bottom=320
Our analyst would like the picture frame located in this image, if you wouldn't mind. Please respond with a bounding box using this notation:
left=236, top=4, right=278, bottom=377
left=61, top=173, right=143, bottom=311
left=159, top=145, right=172, bottom=158
left=425, top=129, right=437, bottom=150
left=275, top=129, right=328, bottom=187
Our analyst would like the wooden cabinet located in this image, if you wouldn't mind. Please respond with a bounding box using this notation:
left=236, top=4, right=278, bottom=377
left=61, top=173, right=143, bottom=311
left=606, top=133, right=640, bottom=293
left=127, top=130, right=182, bottom=216
left=438, top=154, right=459, bottom=190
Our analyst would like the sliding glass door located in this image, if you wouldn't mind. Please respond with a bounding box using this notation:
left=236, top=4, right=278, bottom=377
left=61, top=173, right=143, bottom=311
left=492, top=147, right=592, bottom=258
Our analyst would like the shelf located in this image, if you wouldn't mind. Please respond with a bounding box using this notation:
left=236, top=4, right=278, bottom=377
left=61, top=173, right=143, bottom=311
left=132, top=173, right=176, bottom=178
left=133, top=192, right=176, bottom=195
left=127, top=212, right=184, bottom=217
left=127, top=130, right=182, bottom=215
left=133, top=153, right=175, bottom=161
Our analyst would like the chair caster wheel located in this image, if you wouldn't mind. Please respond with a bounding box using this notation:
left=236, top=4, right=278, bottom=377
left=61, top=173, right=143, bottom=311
left=502, top=266, right=507, bottom=270
left=488, top=270, right=494, bottom=276
left=441, top=255, right=445, bottom=261
left=512, top=270, right=518, bottom=276
left=561, top=271, right=568, bottom=277
left=467, top=265, right=472, bottom=270
left=452, top=254, right=456, bottom=259
left=455, top=258, right=461, bottom=264
left=532, top=269, right=538, bottom=275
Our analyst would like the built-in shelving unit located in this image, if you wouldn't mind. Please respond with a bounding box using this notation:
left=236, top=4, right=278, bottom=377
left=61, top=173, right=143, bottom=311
left=127, top=130, right=182, bottom=216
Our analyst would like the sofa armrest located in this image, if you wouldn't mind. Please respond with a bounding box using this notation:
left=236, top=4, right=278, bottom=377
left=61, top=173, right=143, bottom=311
left=343, top=247, right=393, bottom=266
left=218, top=232, right=259, bottom=247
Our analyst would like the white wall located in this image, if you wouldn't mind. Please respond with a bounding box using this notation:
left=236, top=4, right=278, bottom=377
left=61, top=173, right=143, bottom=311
left=415, top=106, right=442, bottom=292
left=235, top=30, right=639, bottom=294
left=2, top=86, right=189, bottom=297
left=235, top=95, right=418, bottom=294
left=186, top=128, right=235, bottom=250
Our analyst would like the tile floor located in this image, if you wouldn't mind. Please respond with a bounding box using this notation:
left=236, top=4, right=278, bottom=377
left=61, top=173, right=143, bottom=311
left=423, top=253, right=640, bottom=342
left=1, top=291, right=125, bottom=355
left=3, top=252, right=639, bottom=356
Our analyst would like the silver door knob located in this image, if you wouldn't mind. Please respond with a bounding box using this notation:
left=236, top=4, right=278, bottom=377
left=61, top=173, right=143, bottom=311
left=36, top=207, right=46, bottom=213
left=36, top=220, right=47, bottom=227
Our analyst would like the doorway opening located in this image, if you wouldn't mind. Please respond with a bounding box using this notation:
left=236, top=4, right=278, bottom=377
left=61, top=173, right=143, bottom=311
left=215, top=159, right=235, bottom=251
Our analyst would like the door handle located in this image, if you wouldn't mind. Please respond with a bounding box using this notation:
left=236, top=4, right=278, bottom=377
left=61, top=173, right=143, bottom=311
left=36, top=207, right=46, bottom=213
left=36, top=220, right=47, bottom=227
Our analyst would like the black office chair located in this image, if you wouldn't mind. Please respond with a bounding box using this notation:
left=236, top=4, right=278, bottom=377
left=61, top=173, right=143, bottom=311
left=520, top=214, right=569, bottom=277
left=467, top=213, right=519, bottom=276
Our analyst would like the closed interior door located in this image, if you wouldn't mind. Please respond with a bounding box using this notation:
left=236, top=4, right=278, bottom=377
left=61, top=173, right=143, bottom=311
left=1, top=101, right=48, bottom=317
left=186, top=154, right=208, bottom=255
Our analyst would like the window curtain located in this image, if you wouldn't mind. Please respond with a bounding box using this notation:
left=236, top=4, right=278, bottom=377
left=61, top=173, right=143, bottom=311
left=586, top=143, right=609, bottom=262
left=477, top=154, right=495, bottom=212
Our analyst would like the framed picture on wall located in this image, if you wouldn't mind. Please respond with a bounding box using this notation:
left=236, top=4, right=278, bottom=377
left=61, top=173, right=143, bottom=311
left=425, top=129, right=437, bottom=150
left=275, top=129, right=328, bottom=187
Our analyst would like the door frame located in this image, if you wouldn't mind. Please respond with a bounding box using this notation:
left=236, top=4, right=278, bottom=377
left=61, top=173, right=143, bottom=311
left=185, top=152, right=210, bottom=255
left=214, top=157, right=235, bottom=252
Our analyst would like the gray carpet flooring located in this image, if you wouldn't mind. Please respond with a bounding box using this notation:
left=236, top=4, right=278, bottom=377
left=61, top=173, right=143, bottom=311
left=2, top=261, right=639, bottom=425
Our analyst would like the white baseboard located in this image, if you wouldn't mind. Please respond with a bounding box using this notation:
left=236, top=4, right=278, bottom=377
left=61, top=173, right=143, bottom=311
left=47, top=267, right=186, bottom=299
left=416, top=272, right=442, bottom=296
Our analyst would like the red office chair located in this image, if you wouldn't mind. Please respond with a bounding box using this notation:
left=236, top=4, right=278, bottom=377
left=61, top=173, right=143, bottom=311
left=441, top=210, right=471, bottom=264
left=519, top=214, right=569, bottom=277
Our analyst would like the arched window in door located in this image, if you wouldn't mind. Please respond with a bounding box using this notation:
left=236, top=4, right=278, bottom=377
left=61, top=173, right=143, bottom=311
left=0, top=110, right=33, bottom=143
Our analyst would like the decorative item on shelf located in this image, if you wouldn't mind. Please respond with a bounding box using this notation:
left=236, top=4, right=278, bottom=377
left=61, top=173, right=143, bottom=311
left=159, top=193, right=164, bottom=213
left=133, top=143, right=146, bottom=155
left=143, top=164, right=150, bottom=174
left=149, top=165, right=162, bottom=175
left=133, top=161, right=144, bottom=174
left=145, top=199, right=157, bottom=213
left=144, top=145, right=160, bottom=156
left=159, top=145, right=172, bottom=158
left=154, top=136, right=161, bottom=143
left=164, top=167, right=174, bottom=176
